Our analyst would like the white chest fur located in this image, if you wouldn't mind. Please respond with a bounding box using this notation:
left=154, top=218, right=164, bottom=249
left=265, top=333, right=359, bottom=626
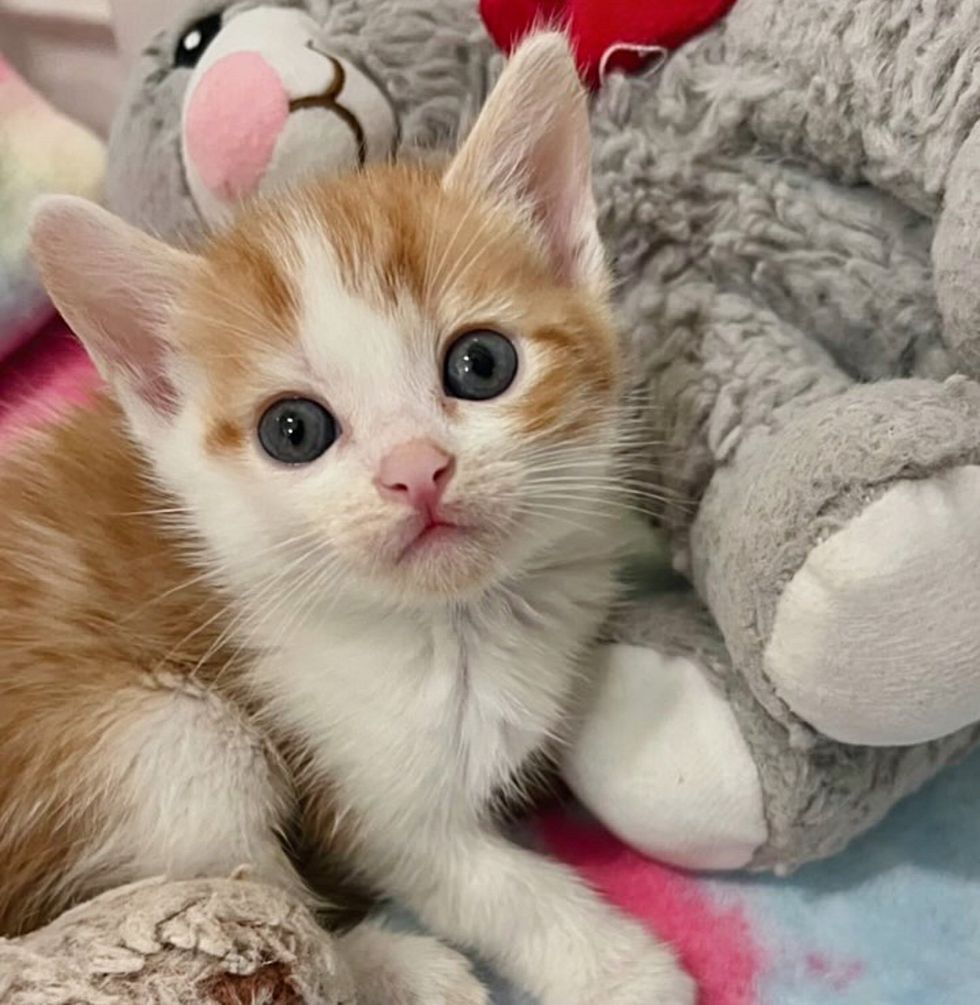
left=248, top=548, right=617, bottom=833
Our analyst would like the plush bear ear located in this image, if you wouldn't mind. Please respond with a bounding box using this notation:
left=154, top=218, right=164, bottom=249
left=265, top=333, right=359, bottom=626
left=30, top=196, right=199, bottom=418
left=443, top=32, right=606, bottom=293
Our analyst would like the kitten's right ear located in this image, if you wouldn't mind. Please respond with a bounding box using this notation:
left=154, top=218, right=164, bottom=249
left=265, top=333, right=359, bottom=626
left=444, top=32, right=605, bottom=293
left=30, top=196, right=198, bottom=417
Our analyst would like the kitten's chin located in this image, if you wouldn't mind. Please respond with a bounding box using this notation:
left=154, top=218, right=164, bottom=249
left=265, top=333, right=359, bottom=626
left=347, top=517, right=511, bottom=602
left=392, top=528, right=508, bottom=599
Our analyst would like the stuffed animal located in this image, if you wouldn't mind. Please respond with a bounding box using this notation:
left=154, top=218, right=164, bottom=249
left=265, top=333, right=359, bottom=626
left=106, top=0, right=495, bottom=239
left=102, top=0, right=980, bottom=884
left=0, top=873, right=355, bottom=1004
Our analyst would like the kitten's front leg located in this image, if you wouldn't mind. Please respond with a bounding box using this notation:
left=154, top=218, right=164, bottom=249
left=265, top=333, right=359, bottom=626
left=374, top=827, right=694, bottom=1005
left=339, top=919, right=488, bottom=1005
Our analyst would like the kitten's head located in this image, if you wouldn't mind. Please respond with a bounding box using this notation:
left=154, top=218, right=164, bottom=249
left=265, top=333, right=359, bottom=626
left=31, top=34, right=624, bottom=607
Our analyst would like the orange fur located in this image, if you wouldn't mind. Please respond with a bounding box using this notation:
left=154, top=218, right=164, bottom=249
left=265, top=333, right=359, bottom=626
left=0, top=36, right=691, bottom=1005
left=0, top=398, right=225, bottom=932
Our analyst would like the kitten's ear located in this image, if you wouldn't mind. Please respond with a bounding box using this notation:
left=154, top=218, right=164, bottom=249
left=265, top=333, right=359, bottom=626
left=30, top=196, right=198, bottom=417
left=443, top=32, right=605, bottom=292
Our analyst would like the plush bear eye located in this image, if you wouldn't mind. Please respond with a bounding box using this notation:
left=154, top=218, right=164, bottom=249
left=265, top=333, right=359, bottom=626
left=174, top=12, right=224, bottom=69
left=258, top=398, right=338, bottom=465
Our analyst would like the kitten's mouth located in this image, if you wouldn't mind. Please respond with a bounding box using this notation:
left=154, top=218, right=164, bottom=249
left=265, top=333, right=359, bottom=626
left=397, top=516, right=468, bottom=562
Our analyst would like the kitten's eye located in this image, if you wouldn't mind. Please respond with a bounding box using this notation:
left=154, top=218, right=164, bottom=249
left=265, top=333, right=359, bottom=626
left=258, top=398, right=337, bottom=464
left=443, top=330, right=518, bottom=401
left=174, top=12, right=223, bottom=69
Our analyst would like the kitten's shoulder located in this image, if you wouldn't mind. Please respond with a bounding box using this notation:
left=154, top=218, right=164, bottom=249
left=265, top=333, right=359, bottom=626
left=0, top=392, right=227, bottom=677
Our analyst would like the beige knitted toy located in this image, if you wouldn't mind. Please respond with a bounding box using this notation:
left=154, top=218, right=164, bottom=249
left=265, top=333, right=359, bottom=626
left=0, top=874, right=355, bottom=1005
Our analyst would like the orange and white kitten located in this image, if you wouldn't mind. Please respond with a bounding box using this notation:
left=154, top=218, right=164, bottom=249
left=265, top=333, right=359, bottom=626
left=3, top=34, right=692, bottom=1005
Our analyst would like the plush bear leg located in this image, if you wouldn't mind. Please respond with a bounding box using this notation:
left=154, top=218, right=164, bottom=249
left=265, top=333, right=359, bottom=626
left=565, top=593, right=980, bottom=872
left=564, top=595, right=767, bottom=870
left=695, top=376, right=980, bottom=748
left=0, top=875, right=355, bottom=1005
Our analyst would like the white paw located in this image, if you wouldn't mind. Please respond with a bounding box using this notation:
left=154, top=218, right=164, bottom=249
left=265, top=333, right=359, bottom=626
left=342, top=924, right=488, bottom=1005
left=573, top=932, right=695, bottom=1005
left=377, top=940, right=488, bottom=1005
left=602, top=949, right=696, bottom=1005
left=564, top=643, right=766, bottom=869
left=765, top=466, right=980, bottom=745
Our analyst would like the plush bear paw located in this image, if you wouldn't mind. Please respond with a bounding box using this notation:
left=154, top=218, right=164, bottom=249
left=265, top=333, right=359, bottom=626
left=764, top=466, right=980, bottom=745
left=564, top=642, right=767, bottom=869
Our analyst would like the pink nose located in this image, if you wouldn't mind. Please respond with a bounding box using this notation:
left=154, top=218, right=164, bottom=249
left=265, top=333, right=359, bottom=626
left=376, top=440, right=455, bottom=512
left=184, top=51, right=290, bottom=202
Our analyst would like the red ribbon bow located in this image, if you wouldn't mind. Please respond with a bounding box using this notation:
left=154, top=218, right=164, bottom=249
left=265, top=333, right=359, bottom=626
left=480, top=0, right=737, bottom=89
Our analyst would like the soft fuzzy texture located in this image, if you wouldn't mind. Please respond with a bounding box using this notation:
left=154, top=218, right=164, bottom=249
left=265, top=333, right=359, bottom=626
left=107, top=0, right=496, bottom=243
left=0, top=59, right=105, bottom=361
left=566, top=0, right=980, bottom=869
left=0, top=874, right=355, bottom=1005
left=6, top=38, right=693, bottom=1003
left=103, top=0, right=980, bottom=876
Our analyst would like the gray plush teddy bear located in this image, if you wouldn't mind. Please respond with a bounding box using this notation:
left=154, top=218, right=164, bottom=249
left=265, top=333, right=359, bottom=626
left=105, top=0, right=980, bottom=877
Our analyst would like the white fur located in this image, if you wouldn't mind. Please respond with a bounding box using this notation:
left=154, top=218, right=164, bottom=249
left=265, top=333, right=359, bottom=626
left=68, top=677, right=303, bottom=901
left=339, top=920, right=489, bottom=1005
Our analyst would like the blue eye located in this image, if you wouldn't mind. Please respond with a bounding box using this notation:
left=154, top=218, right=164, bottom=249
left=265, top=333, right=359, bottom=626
left=258, top=398, right=337, bottom=464
left=443, top=330, right=518, bottom=401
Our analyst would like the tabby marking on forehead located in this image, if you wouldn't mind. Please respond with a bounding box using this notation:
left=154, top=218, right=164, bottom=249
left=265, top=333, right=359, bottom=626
left=192, top=161, right=619, bottom=456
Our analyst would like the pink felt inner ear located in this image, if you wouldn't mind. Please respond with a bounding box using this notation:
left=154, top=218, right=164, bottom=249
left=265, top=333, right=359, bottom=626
left=184, top=51, right=290, bottom=202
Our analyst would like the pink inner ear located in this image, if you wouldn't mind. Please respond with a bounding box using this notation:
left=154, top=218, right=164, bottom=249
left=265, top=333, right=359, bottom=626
left=525, top=127, right=594, bottom=285
left=184, top=51, right=290, bottom=202
left=98, top=307, right=179, bottom=417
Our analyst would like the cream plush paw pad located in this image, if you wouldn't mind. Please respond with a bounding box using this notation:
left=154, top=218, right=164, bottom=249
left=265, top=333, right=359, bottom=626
left=564, top=643, right=767, bottom=870
left=765, top=466, right=980, bottom=746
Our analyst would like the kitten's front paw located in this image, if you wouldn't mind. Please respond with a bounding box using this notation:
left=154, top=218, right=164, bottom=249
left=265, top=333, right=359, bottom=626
left=555, top=923, right=695, bottom=1005
left=342, top=923, right=488, bottom=1005
left=383, top=937, right=489, bottom=1005
left=602, top=946, right=696, bottom=1005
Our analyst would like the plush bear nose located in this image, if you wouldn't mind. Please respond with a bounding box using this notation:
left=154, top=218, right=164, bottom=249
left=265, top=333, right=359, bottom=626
left=183, top=51, right=290, bottom=203
left=376, top=441, right=455, bottom=513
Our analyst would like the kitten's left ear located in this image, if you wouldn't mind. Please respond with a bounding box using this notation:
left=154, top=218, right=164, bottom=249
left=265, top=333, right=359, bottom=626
left=30, top=196, right=198, bottom=418
left=443, top=32, right=605, bottom=292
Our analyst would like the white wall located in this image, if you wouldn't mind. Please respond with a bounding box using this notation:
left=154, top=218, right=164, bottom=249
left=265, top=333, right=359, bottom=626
left=0, top=0, right=191, bottom=136
left=109, top=0, right=186, bottom=67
